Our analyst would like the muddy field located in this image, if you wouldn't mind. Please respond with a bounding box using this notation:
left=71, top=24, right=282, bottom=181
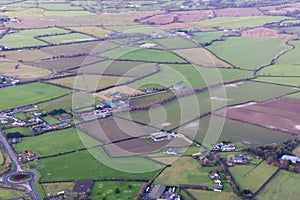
left=216, top=100, right=300, bottom=135
left=260, top=2, right=300, bottom=16
left=215, top=7, right=263, bottom=17
left=140, top=13, right=176, bottom=25
left=242, top=27, right=297, bottom=40
left=173, top=10, right=214, bottom=22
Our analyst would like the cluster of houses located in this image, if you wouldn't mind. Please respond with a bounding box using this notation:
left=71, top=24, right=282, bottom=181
left=0, top=105, right=39, bottom=126
left=0, top=74, right=19, bottom=88
left=210, top=171, right=224, bottom=192
left=17, top=150, right=38, bottom=163
left=212, top=142, right=236, bottom=152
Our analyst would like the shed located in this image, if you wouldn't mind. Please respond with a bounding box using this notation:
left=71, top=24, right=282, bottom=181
left=149, top=184, right=166, bottom=200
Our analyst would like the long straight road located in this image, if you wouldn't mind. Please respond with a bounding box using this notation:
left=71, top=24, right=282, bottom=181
left=0, top=130, right=39, bottom=200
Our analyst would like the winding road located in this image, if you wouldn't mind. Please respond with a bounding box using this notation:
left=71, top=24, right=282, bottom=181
left=0, top=131, right=39, bottom=200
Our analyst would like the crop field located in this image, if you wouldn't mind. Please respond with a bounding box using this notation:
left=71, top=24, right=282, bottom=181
left=154, top=156, right=218, bottom=186
left=257, top=170, right=300, bottom=200
left=152, top=37, right=198, bottom=49
left=26, top=56, right=104, bottom=71
left=68, top=26, right=113, bottom=38
left=99, top=46, right=187, bottom=63
left=188, top=190, right=239, bottom=200
left=172, top=10, right=214, bottom=22
left=46, top=74, right=134, bottom=91
left=217, top=99, right=300, bottom=135
left=281, top=26, right=300, bottom=35
left=242, top=27, right=295, bottom=40
left=258, top=64, right=300, bottom=76
left=41, top=33, right=96, bottom=45
left=0, top=82, right=70, bottom=111
left=229, top=161, right=277, bottom=192
left=207, top=37, right=290, bottom=69
left=37, top=148, right=162, bottom=182
left=192, top=16, right=288, bottom=28
left=256, top=77, right=300, bottom=87
left=37, top=93, right=96, bottom=112
left=37, top=3, right=84, bottom=11
left=74, top=60, right=158, bottom=77
left=4, top=127, right=34, bottom=136
left=174, top=48, right=232, bottom=68
left=122, top=81, right=296, bottom=131
left=276, top=41, right=300, bottom=65
left=4, top=49, right=52, bottom=62
left=106, top=24, right=164, bottom=34
left=0, top=61, right=52, bottom=80
left=214, top=7, right=262, bottom=17
left=13, top=128, right=100, bottom=157
left=90, top=181, right=144, bottom=200
left=140, top=13, right=176, bottom=25
left=77, top=117, right=159, bottom=144
left=0, top=27, right=70, bottom=48
left=192, top=31, right=225, bottom=44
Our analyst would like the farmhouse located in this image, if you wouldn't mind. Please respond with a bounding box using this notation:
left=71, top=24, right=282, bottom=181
left=149, top=184, right=166, bottom=200
left=280, top=155, right=300, bottom=164
left=72, top=180, right=94, bottom=194
left=150, top=131, right=168, bottom=142
left=233, top=154, right=250, bottom=164
left=212, top=142, right=236, bottom=152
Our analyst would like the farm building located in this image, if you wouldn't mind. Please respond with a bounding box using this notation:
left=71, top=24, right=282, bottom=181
left=149, top=184, right=166, bottom=200
left=233, top=155, right=250, bottom=164
left=280, top=155, right=300, bottom=164
left=150, top=131, right=168, bottom=142
left=72, top=180, right=94, bottom=194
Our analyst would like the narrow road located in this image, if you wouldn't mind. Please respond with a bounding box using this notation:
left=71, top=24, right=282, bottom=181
left=0, top=130, right=39, bottom=200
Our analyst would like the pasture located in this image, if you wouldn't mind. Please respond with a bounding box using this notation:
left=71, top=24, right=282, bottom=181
left=207, top=37, right=289, bottom=69
left=106, top=24, right=164, bottom=34
left=193, top=16, right=288, bottom=28
left=257, top=170, right=300, bottom=200
left=4, top=127, right=34, bottom=136
left=258, top=64, right=300, bottom=76
left=276, top=40, right=300, bottom=65
left=89, top=181, right=144, bottom=200
left=256, top=77, right=300, bottom=87
left=37, top=3, right=84, bottom=11
left=41, top=33, right=96, bottom=44
left=69, top=26, right=113, bottom=38
left=4, top=49, right=52, bottom=62
left=192, top=31, right=225, bottom=44
left=13, top=128, right=100, bottom=157
left=152, top=37, right=198, bottom=49
left=0, top=188, right=29, bottom=200
left=229, top=161, right=278, bottom=192
left=188, top=189, right=239, bottom=200
left=37, top=148, right=162, bottom=182
left=99, top=46, right=187, bottom=63
left=42, top=182, right=74, bottom=197
left=0, top=82, right=69, bottom=111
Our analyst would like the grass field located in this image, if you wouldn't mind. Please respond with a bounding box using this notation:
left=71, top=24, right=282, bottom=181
left=257, top=170, right=300, bottom=200
left=192, top=31, right=225, bottom=44
left=47, top=74, right=133, bottom=91
left=69, top=26, right=112, bottom=38
left=276, top=40, right=300, bottom=65
left=105, top=24, right=164, bottom=34
left=154, top=156, right=218, bottom=187
left=281, top=91, right=300, bottom=102
left=259, top=64, right=300, bottom=76
left=13, top=128, right=100, bottom=157
left=37, top=148, right=162, bottom=182
left=100, top=46, right=187, bottom=63
left=129, top=64, right=252, bottom=90
left=89, top=181, right=144, bottom=200
left=0, top=27, right=70, bottom=48
left=41, top=33, right=96, bottom=44
left=42, top=182, right=74, bottom=197
left=152, top=37, right=198, bottom=49
left=38, top=3, right=84, bottom=11
left=255, top=77, right=300, bottom=87
left=0, top=61, right=52, bottom=80
left=4, top=127, right=34, bottom=136
left=42, top=115, right=60, bottom=125
left=174, top=48, right=232, bottom=68
left=207, top=37, right=289, bottom=69
left=0, top=188, right=29, bottom=200
left=0, top=150, right=4, bottom=165
left=229, top=161, right=278, bottom=192
left=0, top=82, right=70, bottom=111
left=188, top=189, right=239, bottom=200
left=192, top=16, right=288, bottom=28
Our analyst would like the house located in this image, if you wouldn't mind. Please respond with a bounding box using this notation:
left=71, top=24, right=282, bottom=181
left=214, top=185, right=223, bottom=192
left=72, top=180, right=94, bottom=194
left=150, top=132, right=168, bottom=142
left=280, top=155, right=300, bottom=164
left=149, top=184, right=166, bottom=200
left=210, top=171, right=220, bottom=179
left=233, top=155, right=250, bottom=164
left=214, top=179, right=222, bottom=184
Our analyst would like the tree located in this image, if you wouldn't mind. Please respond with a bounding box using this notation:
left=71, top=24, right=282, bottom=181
left=115, top=188, right=120, bottom=194
left=102, top=193, right=106, bottom=200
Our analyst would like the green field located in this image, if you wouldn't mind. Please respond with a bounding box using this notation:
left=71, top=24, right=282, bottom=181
left=0, top=82, right=70, bottom=111
left=154, top=156, right=218, bottom=187
left=192, top=31, right=225, bottom=44
left=100, top=46, right=187, bottom=63
left=13, top=128, right=100, bottom=157
left=153, top=37, right=198, bottom=49
left=229, top=161, right=278, bottom=192
left=193, top=16, right=288, bottom=28
left=0, top=188, right=29, bottom=200
left=0, top=150, right=4, bottom=165
left=259, top=64, right=300, bottom=76
left=208, top=37, right=290, bottom=69
left=257, top=170, right=300, bottom=200
left=276, top=40, right=300, bottom=65
left=188, top=189, right=239, bottom=200
left=69, top=26, right=113, bottom=38
left=4, top=127, right=34, bottom=136
left=42, top=182, right=74, bottom=197
left=255, top=77, right=300, bottom=87
left=41, top=33, right=95, bottom=44
left=37, top=148, right=162, bottom=182
left=129, top=64, right=252, bottom=90
left=281, top=91, right=300, bottom=102
left=42, top=115, right=61, bottom=125
left=0, top=27, right=70, bottom=48
left=90, top=181, right=144, bottom=200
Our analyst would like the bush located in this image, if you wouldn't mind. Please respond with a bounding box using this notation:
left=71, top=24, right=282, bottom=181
left=128, top=184, right=132, bottom=189
left=115, top=188, right=120, bottom=194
